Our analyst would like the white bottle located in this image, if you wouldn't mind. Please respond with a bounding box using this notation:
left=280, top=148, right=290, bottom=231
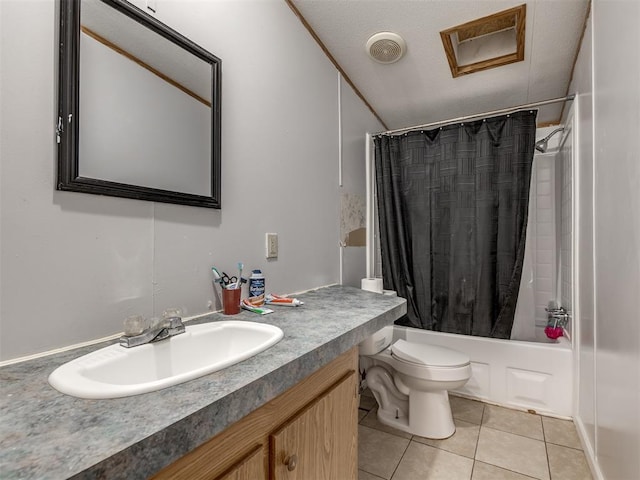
left=248, top=270, right=265, bottom=306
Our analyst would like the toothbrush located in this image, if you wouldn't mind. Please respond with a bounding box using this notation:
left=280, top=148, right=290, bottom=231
left=211, top=266, right=223, bottom=284
left=211, top=267, right=223, bottom=304
left=211, top=266, right=228, bottom=289
left=237, top=262, right=243, bottom=289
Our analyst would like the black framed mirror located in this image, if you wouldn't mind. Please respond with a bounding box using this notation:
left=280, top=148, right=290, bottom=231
left=57, top=0, right=221, bottom=208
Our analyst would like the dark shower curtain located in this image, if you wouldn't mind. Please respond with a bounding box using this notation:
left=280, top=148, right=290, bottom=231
left=374, top=110, right=537, bottom=339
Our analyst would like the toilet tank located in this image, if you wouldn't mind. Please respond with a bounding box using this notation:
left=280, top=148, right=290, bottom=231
left=359, top=326, right=394, bottom=355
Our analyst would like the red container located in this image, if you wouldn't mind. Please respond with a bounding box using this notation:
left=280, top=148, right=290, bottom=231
left=222, top=288, right=241, bottom=315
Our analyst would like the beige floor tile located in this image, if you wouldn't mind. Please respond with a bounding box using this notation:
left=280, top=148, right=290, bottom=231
left=360, top=407, right=413, bottom=439
left=360, top=394, right=378, bottom=411
left=547, top=444, right=593, bottom=480
left=482, top=405, right=544, bottom=440
left=413, top=419, right=480, bottom=458
left=472, top=461, right=539, bottom=479
left=359, top=425, right=411, bottom=480
left=542, top=416, right=582, bottom=449
left=360, top=469, right=386, bottom=480
left=476, top=427, right=549, bottom=480
left=450, top=395, right=485, bottom=425
left=391, top=441, right=474, bottom=480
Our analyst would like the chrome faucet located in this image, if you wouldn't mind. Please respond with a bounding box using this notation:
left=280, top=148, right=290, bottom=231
left=545, top=306, right=570, bottom=327
left=119, top=315, right=185, bottom=348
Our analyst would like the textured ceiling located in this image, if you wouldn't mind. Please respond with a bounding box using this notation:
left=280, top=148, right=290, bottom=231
left=290, top=0, right=589, bottom=131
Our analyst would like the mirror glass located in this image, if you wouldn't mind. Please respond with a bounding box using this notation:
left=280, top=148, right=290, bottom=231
left=58, top=0, right=221, bottom=208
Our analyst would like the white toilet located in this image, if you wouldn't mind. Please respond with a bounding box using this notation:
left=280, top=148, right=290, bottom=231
left=359, top=326, right=472, bottom=439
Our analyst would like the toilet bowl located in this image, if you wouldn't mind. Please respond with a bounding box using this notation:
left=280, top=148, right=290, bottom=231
left=360, top=327, right=471, bottom=439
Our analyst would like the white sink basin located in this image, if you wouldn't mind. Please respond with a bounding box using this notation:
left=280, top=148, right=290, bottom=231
left=48, top=321, right=284, bottom=399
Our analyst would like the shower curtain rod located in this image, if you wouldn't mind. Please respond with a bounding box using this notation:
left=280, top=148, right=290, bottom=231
left=374, top=94, right=575, bottom=136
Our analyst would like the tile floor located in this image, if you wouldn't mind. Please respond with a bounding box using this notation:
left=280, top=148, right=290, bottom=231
left=358, top=390, right=593, bottom=480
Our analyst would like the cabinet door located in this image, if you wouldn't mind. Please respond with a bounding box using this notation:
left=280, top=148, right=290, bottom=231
left=217, top=445, right=266, bottom=480
left=155, top=443, right=266, bottom=480
left=270, top=372, right=358, bottom=480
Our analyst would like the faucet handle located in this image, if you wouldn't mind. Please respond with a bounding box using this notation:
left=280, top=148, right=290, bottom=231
left=123, top=315, right=147, bottom=336
left=162, top=307, right=182, bottom=319
left=162, top=308, right=184, bottom=329
left=145, top=317, right=161, bottom=331
left=545, top=306, right=566, bottom=314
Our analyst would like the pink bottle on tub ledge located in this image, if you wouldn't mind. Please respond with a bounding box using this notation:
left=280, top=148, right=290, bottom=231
left=544, top=325, right=564, bottom=340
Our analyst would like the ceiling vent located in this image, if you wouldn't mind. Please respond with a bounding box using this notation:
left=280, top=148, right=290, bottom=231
left=440, top=4, right=526, bottom=77
left=366, top=32, right=407, bottom=64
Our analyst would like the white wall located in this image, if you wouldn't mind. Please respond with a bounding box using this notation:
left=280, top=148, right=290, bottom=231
left=569, top=2, right=640, bottom=479
left=592, top=0, right=640, bottom=477
left=0, top=1, right=374, bottom=361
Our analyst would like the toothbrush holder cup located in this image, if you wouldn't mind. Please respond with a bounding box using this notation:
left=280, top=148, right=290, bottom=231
left=222, top=288, right=242, bottom=315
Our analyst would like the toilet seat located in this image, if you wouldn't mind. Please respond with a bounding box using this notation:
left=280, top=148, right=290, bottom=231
left=385, top=340, right=471, bottom=382
left=391, top=339, right=469, bottom=368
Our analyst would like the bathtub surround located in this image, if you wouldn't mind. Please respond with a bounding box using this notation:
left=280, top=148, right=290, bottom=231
left=511, top=124, right=572, bottom=342
left=559, top=124, right=573, bottom=316
left=374, top=111, right=537, bottom=338
left=368, top=126, right=564, bottom=344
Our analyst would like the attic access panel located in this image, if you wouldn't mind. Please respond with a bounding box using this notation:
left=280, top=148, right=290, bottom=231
left=440, top=4, right=526, bottom=78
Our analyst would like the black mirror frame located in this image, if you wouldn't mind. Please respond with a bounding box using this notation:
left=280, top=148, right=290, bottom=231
left=57, top=0, right=222, bottom=208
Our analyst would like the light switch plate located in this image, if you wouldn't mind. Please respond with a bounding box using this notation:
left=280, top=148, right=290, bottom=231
left=266, top=233, right=278, bottom=259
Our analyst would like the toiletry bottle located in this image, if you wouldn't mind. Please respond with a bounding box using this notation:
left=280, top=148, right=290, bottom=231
left=248, top=270, right=265, bottom=306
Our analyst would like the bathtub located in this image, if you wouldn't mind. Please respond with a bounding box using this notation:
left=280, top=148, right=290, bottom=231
left=389, top=325, right=573, bottom=418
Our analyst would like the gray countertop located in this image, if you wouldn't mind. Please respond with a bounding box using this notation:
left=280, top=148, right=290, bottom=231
left=0, top=285, right=406, bottom=479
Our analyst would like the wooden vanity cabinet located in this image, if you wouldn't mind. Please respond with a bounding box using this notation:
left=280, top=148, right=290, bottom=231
left=270, top=372, right=358, bottom=479
left=153, top=348, right=359, bottom=480
left=216, top=445, right=266, bottom=480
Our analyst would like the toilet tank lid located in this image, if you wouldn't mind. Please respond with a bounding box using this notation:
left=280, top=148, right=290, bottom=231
left=391, top=339, right=470, bottom=367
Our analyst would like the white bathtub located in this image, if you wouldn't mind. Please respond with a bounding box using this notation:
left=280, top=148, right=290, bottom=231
left=390, top=325, right=573, bottom=418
